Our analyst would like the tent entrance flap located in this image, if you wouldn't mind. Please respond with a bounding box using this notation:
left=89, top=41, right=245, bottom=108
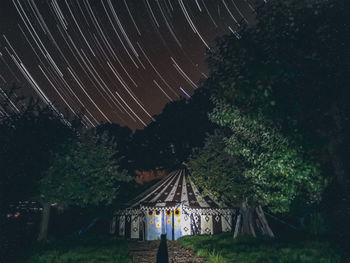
left=145, top=209, right=162, bottom=240
left=165, top=209, right=173, bottom=240
left=144, top=208, right=184, bottom=240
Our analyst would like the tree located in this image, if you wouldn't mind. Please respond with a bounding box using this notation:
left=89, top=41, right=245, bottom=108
left=189, top=102, right=325, bottom=237
left=95, top=123, right=134, bottom=172
left=0, top=105, right=73, bottom=204
left=0, top=86, right=75, bottom=261
left=0, top=87, right=74, bottom=210
left=197, top=0, right=349, bottom=238
left=204, top=0, right=350, bottom=191
left=188, top=129, right=245, bottom=206
left=131, top=88, right=216, bottom=171
left=37, top=130, right=131, bottom=240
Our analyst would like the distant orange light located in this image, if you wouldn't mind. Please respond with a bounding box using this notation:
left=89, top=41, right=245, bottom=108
left=135, top=169, right=166, bottom=184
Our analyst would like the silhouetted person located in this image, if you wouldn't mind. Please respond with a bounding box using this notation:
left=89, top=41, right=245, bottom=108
left=156, top=234, right=169, bottom=263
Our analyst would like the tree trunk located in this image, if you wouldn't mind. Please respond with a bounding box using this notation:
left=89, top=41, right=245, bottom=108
left=256, top=206, right=274, bottom=237
left=329, top=103, right=348, bottom=190
left=326, top=104, right=350, bottom=253
left=37, top=203, right=50, bottom=241
left=239, top=199, right=256, bottom=237
left=233, top=214, right=241, bottom=238
left=328, top=138, right=346, bottom=188
left=233, top=200, right=274, bottom=238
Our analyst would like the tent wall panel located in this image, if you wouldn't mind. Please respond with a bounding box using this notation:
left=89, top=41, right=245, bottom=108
left=213, top=214, right=222, bottom=234
left=221, top=215, right=232, bottom=232
left=131, top=215, right=140, bottom=239
left=125, top=215, right=131, bottom=238
left=181, top=212, right=191, bottom=236
left=119, top=215, right=125, bottom=236
left=191, top=214, right=201, bottom=235
left=201, top=215, right=213, bottom=235
left=139, top=215, right=145, bottom=240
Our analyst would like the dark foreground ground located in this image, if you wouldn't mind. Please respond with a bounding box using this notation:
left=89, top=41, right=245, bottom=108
left=19, top=235, right=131, bottom=263
left=18, top=235, right=203, bottom=263
left=2, top=208, right=349, bottom=263
left=129, top=239, right=203, bottom=263
left=178, top=233, right=350, bottom=263
left=9, top=233, right=348, bottom=263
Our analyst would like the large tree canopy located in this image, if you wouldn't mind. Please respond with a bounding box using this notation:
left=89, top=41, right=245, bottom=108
left=0, top=95, right=74, bottom=205
left=188, top=0, right=348, bottom=237
left=0, top=88, right=76, bottom=257
left=37, top=130, right=131, bottom=240
left=188, top=129, right=244, bottom=206
left=38, top=130, right=130, bottom=207
left=203, top=0, right=350, bottom=188
left=95, top=123, right=134, bottom=172
left=190, top=102, right=325, bottom=214
left=132, top=88, right=216, bottom=170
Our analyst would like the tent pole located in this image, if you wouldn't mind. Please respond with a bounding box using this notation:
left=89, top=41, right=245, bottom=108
left=172, top=209, right=174, bottom=240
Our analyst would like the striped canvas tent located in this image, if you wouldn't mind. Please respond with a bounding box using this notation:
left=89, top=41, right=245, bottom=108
left=112, top=167, right=236, bottom=240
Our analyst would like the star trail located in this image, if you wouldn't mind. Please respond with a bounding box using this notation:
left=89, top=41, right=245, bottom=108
left=0, top=0, right=255, bottom=129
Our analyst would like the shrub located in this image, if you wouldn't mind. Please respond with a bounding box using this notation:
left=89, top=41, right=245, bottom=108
left=24, top=235, right=131, bottom=263
left=178, top=233, right=345, bottom=263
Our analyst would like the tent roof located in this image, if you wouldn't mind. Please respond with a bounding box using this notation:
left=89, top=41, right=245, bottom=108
left=126, top=167, right=224, bottom=210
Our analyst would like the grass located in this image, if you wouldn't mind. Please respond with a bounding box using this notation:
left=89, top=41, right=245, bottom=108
left=19, top=232, right=349, bottom=263
left=178, top=233, right=349, bottom=263
left=22, top=235, right=131, bottom=263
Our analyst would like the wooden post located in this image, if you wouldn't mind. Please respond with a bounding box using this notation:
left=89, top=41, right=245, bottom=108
left=110, top=216, right=116, bottom=234
left=37, top=203, right=50, bottom=241
left=233, top=214, right=241, bottom=238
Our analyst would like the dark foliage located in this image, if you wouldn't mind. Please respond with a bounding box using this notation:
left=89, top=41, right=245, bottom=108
left=201, top=0, right=350, bottom=249
left=0, top=86, right=75, bottom=262
left=131, top=88, right=216, bottom=171
left=95, top=123, right=134, bottom=172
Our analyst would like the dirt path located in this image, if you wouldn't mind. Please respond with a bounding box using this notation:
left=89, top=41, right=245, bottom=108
left=128, top=240, right=204, bottom=263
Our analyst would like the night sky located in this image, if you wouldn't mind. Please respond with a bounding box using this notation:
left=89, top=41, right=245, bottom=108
left=0, top=0, right=256, bottom=130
